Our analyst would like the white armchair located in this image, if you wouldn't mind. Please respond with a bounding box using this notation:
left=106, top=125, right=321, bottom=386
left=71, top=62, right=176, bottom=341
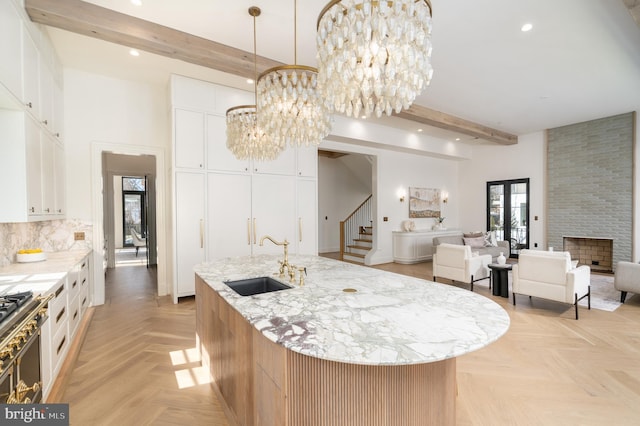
left=512, top=249, right=591, bottom=319
left=433, top=243, right=491, bottom=291
left=614, top=261, right=640, bottom=303
left=131, top=229, right=146, bottom=257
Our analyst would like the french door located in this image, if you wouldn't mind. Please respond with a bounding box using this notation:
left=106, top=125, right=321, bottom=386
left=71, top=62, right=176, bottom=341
left=487, top=178, right=530, bottom=257
left=122, top=177, right=146, bottom=247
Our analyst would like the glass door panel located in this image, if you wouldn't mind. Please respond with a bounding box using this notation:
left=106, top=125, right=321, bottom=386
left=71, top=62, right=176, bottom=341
left=123, top=192, right=145, bottom=246
left=487, top=179, right=530, bottom=258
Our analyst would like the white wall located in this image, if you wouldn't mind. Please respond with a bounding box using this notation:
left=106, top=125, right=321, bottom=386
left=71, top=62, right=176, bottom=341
left=458, top=131, right=548, bottom=251
left=322, top=139, right=461, bottom=264
left=318, top=155, right=372, bottom=253
left=64, top=68, right=170, bottom=302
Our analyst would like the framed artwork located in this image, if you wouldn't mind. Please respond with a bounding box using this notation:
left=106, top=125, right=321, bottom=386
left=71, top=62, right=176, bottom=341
left=408, top=187, right=441, bottom=218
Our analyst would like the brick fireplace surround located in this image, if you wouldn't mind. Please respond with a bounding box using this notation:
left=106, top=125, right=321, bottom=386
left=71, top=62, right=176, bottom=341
left=563, top=237, right=613, bottom=273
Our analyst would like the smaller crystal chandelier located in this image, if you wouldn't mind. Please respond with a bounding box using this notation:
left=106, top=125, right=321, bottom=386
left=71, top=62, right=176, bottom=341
left=316, top=0, right=434, bottom=118
left=226, top=7, right=282, bottom=161
left=256, top=0, right=332, bottom=148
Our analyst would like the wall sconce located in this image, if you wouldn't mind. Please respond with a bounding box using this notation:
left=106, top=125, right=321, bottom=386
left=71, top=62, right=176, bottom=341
left=397, top=188, right=406, bottom=203
left=400, top=195, right=405, bottom=203
left=442, top=190, right=449, bottom=204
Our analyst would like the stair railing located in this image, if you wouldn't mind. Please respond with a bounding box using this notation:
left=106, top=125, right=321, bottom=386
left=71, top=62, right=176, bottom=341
left=340, top=195, right=372, bottom=260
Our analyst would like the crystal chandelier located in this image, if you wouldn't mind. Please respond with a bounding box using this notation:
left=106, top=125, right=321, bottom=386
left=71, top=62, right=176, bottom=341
left=316, top=0, right=434, bottom=118
left=256, top=0, right=332, bottom=148
left=226, top=7, right=282, bottom=161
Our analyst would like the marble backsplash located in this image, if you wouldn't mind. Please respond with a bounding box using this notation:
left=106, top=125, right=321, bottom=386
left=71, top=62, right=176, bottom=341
left=0, top=219, right=93, bottom=267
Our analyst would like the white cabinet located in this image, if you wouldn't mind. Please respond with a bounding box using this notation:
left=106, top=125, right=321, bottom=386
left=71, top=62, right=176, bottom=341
left=297, top=146, right=318, bottom=177
left=251, top=175, right=296, bottom=255
left=175, top=172, right=206, bottom=297
left=40, top=254, right=92, bottom=401
left=0, top=0, right=22, bottom=99
left=171, top=76, right=319, bottom=301
left=392, top=229, right=462, bottom=264
left=39, top=63, right=54, bottom=132
left=206, top=114, right=249, bottom=173
left=207, top=173, right=252, bottom=259
left=0, top=112, right=66, bottom=222
left=174, top=109, right=205, bottom=169
left=296, top=179, right=318, bottom=255
left=22, top=25, right=40, bottom=117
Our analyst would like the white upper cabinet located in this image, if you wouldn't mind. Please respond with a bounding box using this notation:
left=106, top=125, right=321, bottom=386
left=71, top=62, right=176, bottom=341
left=25, top=116, right=42, bottom=215
left=252, top=147, right=296, bottom=175
left=297, top=145, right=318, bottom=178
left=174, top=109, right=205, bottom=169
left=39, top=62, right=54, bottom=132
left=22, top=25, right=40, bottom=117
left=206, top=114, right=249, bottom=173
left=0, top=1, right=22, bottom=100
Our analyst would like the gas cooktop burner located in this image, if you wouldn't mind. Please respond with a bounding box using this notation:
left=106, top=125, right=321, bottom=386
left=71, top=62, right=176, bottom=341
left=0, top=291, right=33, bottom=324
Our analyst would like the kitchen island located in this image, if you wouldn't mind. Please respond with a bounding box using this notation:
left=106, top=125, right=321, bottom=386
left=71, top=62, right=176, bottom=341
left=195, top=255, right=510, bottom=426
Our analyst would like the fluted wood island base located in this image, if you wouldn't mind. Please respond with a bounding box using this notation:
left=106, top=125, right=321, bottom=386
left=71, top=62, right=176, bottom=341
left=195, top=255, right=509, bottom=426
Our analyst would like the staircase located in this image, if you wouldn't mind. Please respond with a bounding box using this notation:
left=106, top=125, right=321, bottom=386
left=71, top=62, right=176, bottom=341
left=343, top=225, right=373, bottom=264
left=340, top=195, right=373, bottom=264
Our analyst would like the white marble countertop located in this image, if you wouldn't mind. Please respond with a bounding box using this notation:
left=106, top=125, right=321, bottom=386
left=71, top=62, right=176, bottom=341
left=0, top=249, right=92, bottom=296
left=195, top=255, right=510, bottom=366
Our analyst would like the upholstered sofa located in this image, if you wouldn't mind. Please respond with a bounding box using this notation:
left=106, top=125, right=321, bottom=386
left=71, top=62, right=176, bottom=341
left=614, top=261, right=640, bottom=303
left=433, top=232, right=510, bottom=261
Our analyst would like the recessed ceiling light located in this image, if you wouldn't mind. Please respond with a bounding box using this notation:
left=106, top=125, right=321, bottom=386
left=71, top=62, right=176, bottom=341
left=131, top=0, right=142, bottom=6
left=246, top=78, right=254, bottom=84
left=417, top=128, right=423, bottom=132
left=129, top=49, right=140, bottom=57
left=521, top=23, right=533, bottom=32
left=455, top=138, right=461, bottom=141
left=361, top=115, right=367, bottom=119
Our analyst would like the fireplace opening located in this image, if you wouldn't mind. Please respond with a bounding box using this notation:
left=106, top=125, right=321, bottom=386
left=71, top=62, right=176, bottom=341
left=563, top=236, right=613, bottom=273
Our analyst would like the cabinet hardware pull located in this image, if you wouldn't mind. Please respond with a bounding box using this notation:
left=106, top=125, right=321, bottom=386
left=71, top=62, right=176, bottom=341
left=55, top=132, right=60, bottom=137
left=253, top=218, right=257, bottom=244
left=30, top=207, right=35, bottom=213
left=247, top=219, right=251, bottom=245
left=55, top=285, right=64, bottom=298
left=73, top=310, right=78, bottom=320
left=43, top=119, right=48, bottom=125
left=82, top=278, right=87, bottom=285
left=56, top=307, right=65, bottom=323
left=200, top=219, right=204, bottom=248
left=299, top=218, right=303, bottom=242
left=56, top=336, right=66, bottom=355
left=82, top=297, right=87, bottom=306
left=26, top=102, right=32, bottom=108
left=44, top=208, right=50, bottom=213
left=72, top=280, right=77, bottom=289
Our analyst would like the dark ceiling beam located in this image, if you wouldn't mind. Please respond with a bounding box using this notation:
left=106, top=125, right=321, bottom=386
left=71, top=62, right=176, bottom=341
left=26, top=0, right=518, bottom=145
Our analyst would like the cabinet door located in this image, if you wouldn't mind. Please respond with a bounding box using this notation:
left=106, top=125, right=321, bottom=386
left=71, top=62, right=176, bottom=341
left=41, top=134, right=55, bottom=214
left=174, top=109, right=205, bottom=169
left=206, top=114, right=250, bottom=173
left=251, top=175, right=296, bottom=255
left=54, top=141, right=65, bottom=215
left=52, top=81, right=63, bottom=141
left=39, top=64, right=53, bottom=132
left=22, top=25, right=39, bottom=117
left=207, top=173, right=252, bottom=259
left=175, top=172, right=205, bottom=297
left=252, top=146, right=296, bottom=175
left=25, top=118, right=42, bottom=215
left=0, top=0, right=22, bottom=99
left=297, top=146, right=318, bottom=178
left=296, top=179, right=318, bottom=255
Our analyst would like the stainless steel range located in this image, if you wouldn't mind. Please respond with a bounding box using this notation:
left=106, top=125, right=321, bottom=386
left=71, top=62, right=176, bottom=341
left=0, top=291, right=52, bottom=404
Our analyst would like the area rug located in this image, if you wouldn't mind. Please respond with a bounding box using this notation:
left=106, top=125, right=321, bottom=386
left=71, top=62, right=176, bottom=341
left=577, top=274, right=623, bottom=312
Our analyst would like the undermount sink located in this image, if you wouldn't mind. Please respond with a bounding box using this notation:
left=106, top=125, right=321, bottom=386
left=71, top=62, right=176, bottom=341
left=223, top=276, right=292, bottom=296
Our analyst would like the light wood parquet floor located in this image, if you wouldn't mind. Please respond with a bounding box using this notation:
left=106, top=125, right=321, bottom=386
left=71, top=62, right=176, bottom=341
left=58, top=257, right=640, bottom=425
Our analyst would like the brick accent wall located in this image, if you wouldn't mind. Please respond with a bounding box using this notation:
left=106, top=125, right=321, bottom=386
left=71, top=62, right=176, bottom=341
left=547, top=112, right=634, bottom=271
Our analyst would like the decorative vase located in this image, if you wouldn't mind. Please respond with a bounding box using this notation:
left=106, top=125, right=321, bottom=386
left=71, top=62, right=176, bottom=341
left=497, top=252, right=506, bottom=265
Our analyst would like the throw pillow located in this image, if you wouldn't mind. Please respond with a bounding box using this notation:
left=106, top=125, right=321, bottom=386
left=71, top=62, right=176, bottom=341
left=484, top=231, right=498, bottom=247
left=463, top=236, right=485, bottom=248
left=463, top=231, right=483, bottom=238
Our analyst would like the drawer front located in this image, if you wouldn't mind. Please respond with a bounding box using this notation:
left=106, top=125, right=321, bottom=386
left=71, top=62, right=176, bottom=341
left=68, top=293, right=80, bottom=338
left=51, top=322, right=69, bottom=375
left=49, top=289, right=68, bottom=338
left=80, top=284, right=89, bottom=315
